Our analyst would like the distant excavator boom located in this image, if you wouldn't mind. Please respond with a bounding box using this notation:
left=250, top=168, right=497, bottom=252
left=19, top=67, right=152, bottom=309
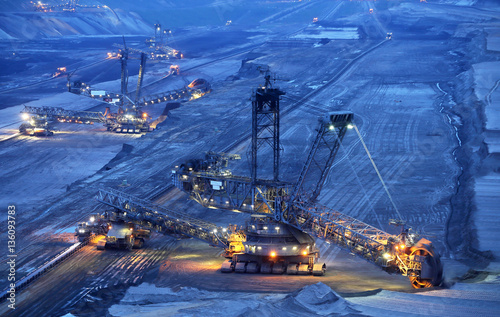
left=135, top=52, right=147, bottom=103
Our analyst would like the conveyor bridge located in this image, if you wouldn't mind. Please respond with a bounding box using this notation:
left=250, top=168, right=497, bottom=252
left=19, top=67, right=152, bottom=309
left=96, top=188, right=230, bottom=248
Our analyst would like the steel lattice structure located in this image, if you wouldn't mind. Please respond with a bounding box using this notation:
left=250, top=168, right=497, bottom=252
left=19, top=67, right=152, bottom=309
left=137, top=87, right=189, bottom=107
left=290, top=112, right=352, bottom=203
left=135, top=52, right=147, bottom=103
left=21, top=106, right=106, bottom=122
left=96, top=188, right=229, bottom=248
left=251, top=82, right=285, bottom=181
left=283, top=202, right=391, bottom=263
left=172, top=172, right=292, bottom=216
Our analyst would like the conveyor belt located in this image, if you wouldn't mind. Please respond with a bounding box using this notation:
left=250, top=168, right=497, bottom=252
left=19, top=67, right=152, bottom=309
left=97, top=188, right=229, bottom=248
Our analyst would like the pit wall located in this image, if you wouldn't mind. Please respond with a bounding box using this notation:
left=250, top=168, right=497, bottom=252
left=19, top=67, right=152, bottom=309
left=444, top=65, right=497, bottom=268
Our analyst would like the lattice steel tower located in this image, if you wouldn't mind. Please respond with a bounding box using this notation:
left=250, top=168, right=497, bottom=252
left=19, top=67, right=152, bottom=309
left=251, top=74, right=285, bottom=182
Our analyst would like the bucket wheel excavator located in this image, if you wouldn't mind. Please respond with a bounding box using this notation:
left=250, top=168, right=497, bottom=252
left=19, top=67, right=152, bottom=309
left=170, top=76, right=443, bottom=288
left=79, top=76, right=443, bottom=288
left=20, top=38, right=151, bottom=136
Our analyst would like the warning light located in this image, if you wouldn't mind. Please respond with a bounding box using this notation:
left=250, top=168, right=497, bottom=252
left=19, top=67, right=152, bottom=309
left=302, top=251, right=308, bottom=256
left=270, top=252, right=276, bottom=257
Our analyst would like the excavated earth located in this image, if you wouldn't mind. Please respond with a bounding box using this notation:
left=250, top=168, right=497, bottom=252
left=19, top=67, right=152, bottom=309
left=0, top=1, right=499, bottom=316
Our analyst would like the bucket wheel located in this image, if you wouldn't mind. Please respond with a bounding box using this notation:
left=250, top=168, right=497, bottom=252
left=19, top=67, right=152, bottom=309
left=408, top=242, right=443, bottom=289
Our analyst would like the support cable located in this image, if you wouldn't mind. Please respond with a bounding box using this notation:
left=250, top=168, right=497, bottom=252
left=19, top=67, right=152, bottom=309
left=335, top=127, right=385, bottom=231
left=353, top=125, right=403, bottom=221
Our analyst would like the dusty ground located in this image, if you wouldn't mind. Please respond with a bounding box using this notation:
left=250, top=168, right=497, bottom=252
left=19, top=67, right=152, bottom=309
left=0, top=1, right=499, bottom=316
